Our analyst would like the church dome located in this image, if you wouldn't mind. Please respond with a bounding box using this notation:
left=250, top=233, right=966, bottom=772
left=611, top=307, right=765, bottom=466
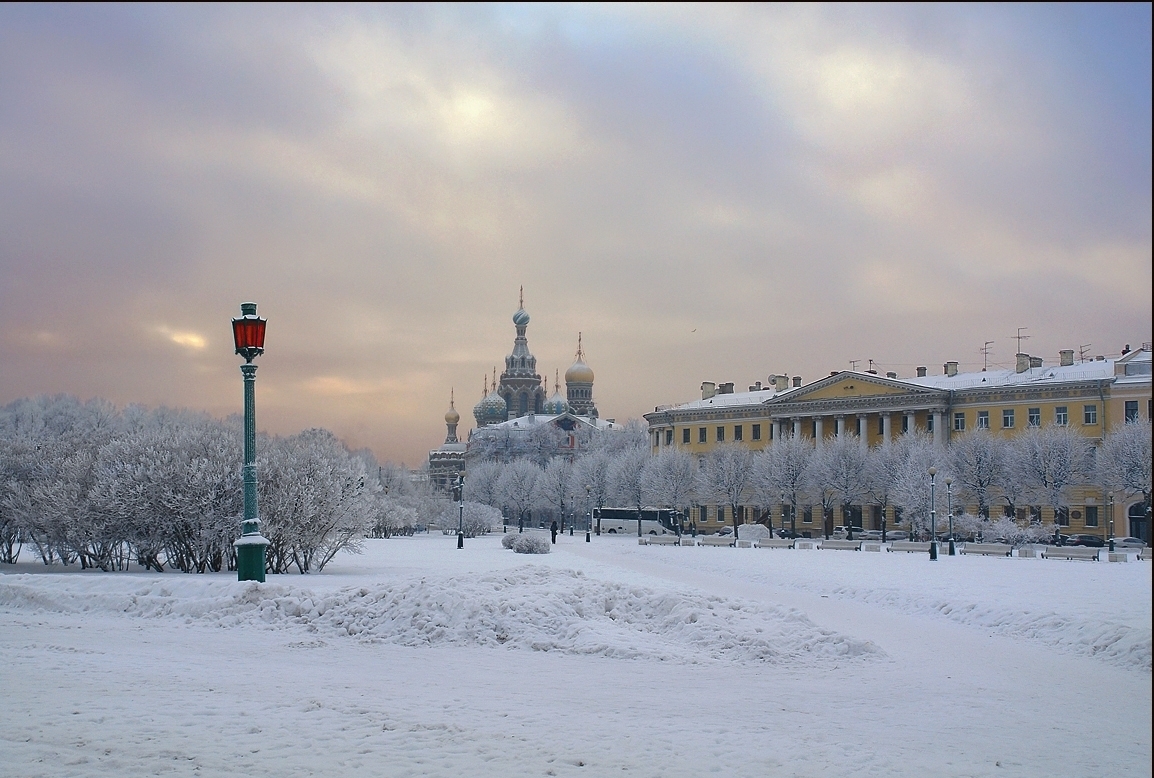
left=513, top=308, right=530, bottom=327
left=542, top=390, right=569, bottom=415
left=445, top=406, right=460, bottom=425
left=565, top=358, right=594, bottom=384
left=473, top=389, right=507, bottom=425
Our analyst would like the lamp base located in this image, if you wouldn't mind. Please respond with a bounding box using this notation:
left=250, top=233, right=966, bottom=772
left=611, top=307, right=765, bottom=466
left=235, top=535, right=269, bottom=582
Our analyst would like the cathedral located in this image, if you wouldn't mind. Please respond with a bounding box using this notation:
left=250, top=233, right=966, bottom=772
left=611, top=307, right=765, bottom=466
left=428, top=293, right=616, bottom=489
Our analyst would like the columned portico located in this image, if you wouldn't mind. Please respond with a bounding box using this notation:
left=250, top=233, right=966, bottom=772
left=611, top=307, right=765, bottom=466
left=835, top=415, right=845, bottom=437
left=932, top=411, right=944, bottom=446
left=792, top=417, right=801, bottom=438
left=882, top=413, right=892, bottom=445
left=857, top=415, right=868, bottom=448
left=814, top=416, right=825, bottom=447
left=904, top=412, right=915, bottom=434
left=772, top=419, right=782, bottom=441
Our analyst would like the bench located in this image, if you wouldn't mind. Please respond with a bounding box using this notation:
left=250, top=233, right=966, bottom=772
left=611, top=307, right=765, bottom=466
left=755, top=538, right=795, bottom=549
left=1141, top=547, right=1151, bottom=561
left=1017, top=545, right=1042, bottom=558
left=959, top=543, right=1013, bottom=557
left=821, top=539, right=861, bottom=551
left=735, top=539, right=752, bottom=548
left=680, top=537, right=696, bottom=546
left=1108, top=552, right=1131, bottom=563
left=861, top=542, right=883, bottom=552
left=887, top=541, right=933, bottom=553
left=647, top=535, right=680, bottom=545
left=699, top=536, right=735, bottom=547
left=1044, top=546, right=1099, bottom=561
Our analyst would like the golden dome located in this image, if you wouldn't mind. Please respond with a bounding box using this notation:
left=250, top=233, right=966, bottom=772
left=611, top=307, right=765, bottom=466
left=565, top=359, right=594, bottom=384
left=445, top=406, right=460, bottom=424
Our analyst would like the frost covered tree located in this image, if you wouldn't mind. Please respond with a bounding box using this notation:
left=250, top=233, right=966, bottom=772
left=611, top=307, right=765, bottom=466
left=610, top=446, right=651, bottom=536
left=887, top=434, right=946, bottom=540
left=642, top=448, right=696, bottom=532
left=810, top=436, right=871, bottom=538
left=575, top=449, right=613, bottom=532
left=440, top=501, right=500, bottom=537
left=462, top=460, right=503, bottom=511
left=1009, top=424, right=1091, bottom=525
left=698, top=443, right=752, bottom=539
left=751, top=436, right=813, bottom=536
left=1097, top=419, right=1152, bottom=511
left=947, top=429, right=1006, bottom=518
left=498, top=459, right=541, bottom=527
left=537, top=457, right=577, bottom=530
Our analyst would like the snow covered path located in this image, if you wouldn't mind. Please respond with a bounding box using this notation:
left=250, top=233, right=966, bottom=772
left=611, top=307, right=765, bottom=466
left=2, top=534, right=1150, bottom=778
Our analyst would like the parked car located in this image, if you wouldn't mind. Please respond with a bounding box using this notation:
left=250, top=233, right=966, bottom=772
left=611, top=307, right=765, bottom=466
left=716, top=526, right=733, bottom=536
left=884, top=530, right=910, bottom=542
left=831, top=526, right=866, bottom=539
left=858, top=530, right=883, bottom=541
left=1065, top=534, right=1105, bottom=547
left=1112, top=536, right=1147, bottom=548
left=775, top=529, right=800, bottom=539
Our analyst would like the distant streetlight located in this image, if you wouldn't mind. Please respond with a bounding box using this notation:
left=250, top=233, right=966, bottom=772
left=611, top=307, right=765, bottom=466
left=454, top=474, right=465, bottom=549
left=1108, top=496, right=1115, bottom=553
left=945, top=477, right=956, bottom=556
left=585, top=485, right=591, bottom=543
left=928, top=467, right=938, bottom=561
left=231, top=302, right=269, bottom=582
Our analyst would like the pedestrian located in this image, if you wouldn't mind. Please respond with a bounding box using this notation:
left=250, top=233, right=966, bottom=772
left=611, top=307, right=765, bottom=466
left=550, top=520, right=559, bottom=544
left=518, top=518, right=523, bottom=533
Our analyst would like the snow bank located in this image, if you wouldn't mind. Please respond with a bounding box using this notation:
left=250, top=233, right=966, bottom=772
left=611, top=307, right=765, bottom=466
left=0, top=568, right=879, bottom=664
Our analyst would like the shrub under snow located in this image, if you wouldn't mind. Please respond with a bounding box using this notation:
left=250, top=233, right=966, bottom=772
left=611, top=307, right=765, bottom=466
left=508, top=533, right=550, bottom=554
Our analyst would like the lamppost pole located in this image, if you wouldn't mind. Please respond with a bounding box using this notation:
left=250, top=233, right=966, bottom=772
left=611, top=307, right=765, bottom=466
left=232, top=303, right=269, bottom=582
left=928, top=467, right=938, bottom=560
left=456, top=474, right=465, bottom=549
left=1107, top=496, right=1115, bottom=553
left=946, top=477, right=955, bottom=556
left=585, top=486, right=591, bottom=543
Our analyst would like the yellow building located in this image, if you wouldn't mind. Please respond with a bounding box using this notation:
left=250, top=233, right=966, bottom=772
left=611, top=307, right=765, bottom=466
left=645, top=345, right=1152, bottom=541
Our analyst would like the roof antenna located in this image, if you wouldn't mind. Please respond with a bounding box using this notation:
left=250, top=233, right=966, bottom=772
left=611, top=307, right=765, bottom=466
left=1015, top=327, right=1030, bottom=354
left=849, top=359, right=860, bottom=371
left=1078, top=344, right=1091, bottom=364
left=980, top=341, right=994, bottom=371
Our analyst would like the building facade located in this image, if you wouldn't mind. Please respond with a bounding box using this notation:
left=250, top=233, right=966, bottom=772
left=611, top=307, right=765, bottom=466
left=644, top=345, right=1152, bottom=541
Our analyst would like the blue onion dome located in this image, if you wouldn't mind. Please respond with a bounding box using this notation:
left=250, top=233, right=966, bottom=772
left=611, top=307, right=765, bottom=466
left=513, top=308, right=530, bottom=326
left=543, top=390, right=569, bottom=415
left=473, top=388, right=507, bottom=424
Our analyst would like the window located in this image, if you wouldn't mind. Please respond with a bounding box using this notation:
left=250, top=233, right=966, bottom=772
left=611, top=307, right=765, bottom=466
left=802, top=508, right=813, bottom=524
left=877, top=416, right=885, bottom=435
left=665, top=429, right=673, bottom=445
left=682, top=428, right=690, bottom=444
left=1055, top=508, right=1069, bottom=527
left=901, top=415, right=909, bottom=433
left=977, top=411, right=989, bottom=429
left=733, top=425, right=743, bottom=441
left=1083, top=405, right=1097, bottom=425
left=698, top=427, right=707, bottom=443
left=1028, top=408, right=1041, bottom=427
left=954, top=412, right=965, bottom=431
left=927, top=414, right=934, bottom=433
left=1055, top=406, right=1068, bottom=426
left=1084, top=506, right=1099, bottom=527
left=654, top=432, right=660, bottom=447
left=1029, top=506, right=1042, bottom=523
left=1125, top=400, right=1139, bottom=422
left=752, top=424, right=761, bottom=441
left=1002, top=409, right=1015, bottom=429
left=716, top=426, right=725, bottom=442
left=717, top=506, right=725, bottom=523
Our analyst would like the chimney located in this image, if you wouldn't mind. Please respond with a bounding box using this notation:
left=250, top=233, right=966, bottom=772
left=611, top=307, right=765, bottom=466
left=1030, top=356, right=1043, bottom=368
left=945, top=361, right=958, bottom=377
left=773, top=375, right=789, bottom=392
left=748, top=381, right=762, bottom=392
left=718, top=382, right=734, bottom=394
left=916, top=366, right=927, bottom=378
left=701, top=381, right=716, bottom=400
left=792, top=376, right=802, bottom=388
left=1059, top=349, right=1074, bottom=367
left=1121, top=344, right=1131, bottom=355
left=1015, top=353, right=1030, bottom=373
left=830, top=371, right=839, bottom=376
left=886, top=371, right=898, bottom=379
left=866, top=369, right=877, bottom=375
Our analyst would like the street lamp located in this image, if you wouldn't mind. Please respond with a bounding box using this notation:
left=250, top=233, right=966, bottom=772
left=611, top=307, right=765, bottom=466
left=455, top=474, right=465, bottom=549
left=945, top=477, right=956, bottom=556
left=928, top=467, right=938, bottom=561
left=585, top=486, right=591, bottom=543
left=1107, top=496, right=1115, bottom=553
left=231, top=302, right=269, bottom=582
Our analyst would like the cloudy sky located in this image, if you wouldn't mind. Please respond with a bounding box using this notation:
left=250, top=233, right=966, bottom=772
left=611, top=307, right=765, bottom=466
left=1, top=4, right=1150, bottom=465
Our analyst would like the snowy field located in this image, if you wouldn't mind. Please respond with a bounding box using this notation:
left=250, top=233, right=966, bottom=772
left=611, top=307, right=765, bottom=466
left=2, top=534, right=1150, bottom=778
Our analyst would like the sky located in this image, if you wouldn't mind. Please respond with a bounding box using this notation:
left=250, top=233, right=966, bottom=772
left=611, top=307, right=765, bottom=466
left=1, top=3, right=1150, bottom=466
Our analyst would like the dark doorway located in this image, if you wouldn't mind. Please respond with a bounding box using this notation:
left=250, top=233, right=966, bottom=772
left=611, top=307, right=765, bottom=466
left=1129, top=502, right=1150, bottom=544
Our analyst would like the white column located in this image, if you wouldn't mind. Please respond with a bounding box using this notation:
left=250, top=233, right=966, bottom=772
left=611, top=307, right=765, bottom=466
left=772, top=419, right=781, bottom=441
left=835, top=415, right=845, bottom=437
left=858, top=415, right=868, bottom=448
left=814, top=416, right=824, bottom=448
left=882, top=413, right=892, bottom=445
left=792, top=417, right=801, bottom=438
left=904, top=412, right=915, bottom=434
left=933, top=411, right=944, bottom=446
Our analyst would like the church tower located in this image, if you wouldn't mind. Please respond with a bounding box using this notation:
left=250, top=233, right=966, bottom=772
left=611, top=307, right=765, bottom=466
left=565, top=333, right=597, bottom=418
left=498, top=288, right=545, bottom=419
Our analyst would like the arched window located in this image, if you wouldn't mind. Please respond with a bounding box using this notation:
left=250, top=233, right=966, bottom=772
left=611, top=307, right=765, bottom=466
left=519, top=392, right=528, bottom=415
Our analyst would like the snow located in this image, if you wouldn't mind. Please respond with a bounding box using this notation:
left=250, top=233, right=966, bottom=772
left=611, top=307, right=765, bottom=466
left=2, top=534, right=1150, bottom=778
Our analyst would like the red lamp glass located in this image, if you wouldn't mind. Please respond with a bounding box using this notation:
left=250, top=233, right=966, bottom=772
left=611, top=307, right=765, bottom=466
left=232, top=302, right=267, bottom=362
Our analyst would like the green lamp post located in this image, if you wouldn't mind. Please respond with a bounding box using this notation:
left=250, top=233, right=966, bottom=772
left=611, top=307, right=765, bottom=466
left=232, top=302, right=269, bottom=582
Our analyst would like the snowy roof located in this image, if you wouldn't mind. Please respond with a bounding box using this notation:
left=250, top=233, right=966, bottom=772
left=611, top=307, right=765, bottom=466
left=657, top=387, right=795, bottom=413
left=904, top=359, right=1116, bottom=391
left=479, top=412, right=621, bottom=431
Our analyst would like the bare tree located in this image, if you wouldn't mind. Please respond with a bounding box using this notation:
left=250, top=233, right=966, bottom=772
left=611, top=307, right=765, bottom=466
left=1009, top=424, right=1091, bottom=526
left=610, top=446, right=651, bottom=537
left=575, top=450, right=612, bottom=533
left=698, top=443, right=752, bottom=539
left=463, top=460, right=503, bottom=510
left=537, top=457, right=577, bottom=530
left=1097, top=419, right=1152, bottom=513
left=642, top=447, right=697, bottom=532
left=887, top=433, right=946, bottom=540
left=948, top=429, right=1006, bottom=518
left=498, top=459, right=541, bottom=528
left=810, top=436, right=871, bottom=539
left=751, top=436, right=813, bottom=536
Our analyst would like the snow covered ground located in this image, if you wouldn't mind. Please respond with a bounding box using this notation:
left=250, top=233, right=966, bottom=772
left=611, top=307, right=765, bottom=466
left=2, top=533, right=1150, bottom=778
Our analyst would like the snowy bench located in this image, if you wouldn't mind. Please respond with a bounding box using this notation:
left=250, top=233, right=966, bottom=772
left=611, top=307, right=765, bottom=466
left=680, top=537, right=696, bottom=546
left=795, top=539, right=818, bottom=549
left=735, top=539, right=753, bottom=548
left=862, top=542, right=883, bottom=552
left=820, top=539, right=861, bottom=551
left=888, top=541, right=933, bottom=553
left=960, top=543, right=1013, bottom=557
left=699, top=536, right=735, bottom=547
left=1044, top=547, right=1099, bottom=561
left=647, top=535, right=680, bottom=545
left=1141, top=548, right=1151, bottom=561
left=755, top=538, right=794, bottom=549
